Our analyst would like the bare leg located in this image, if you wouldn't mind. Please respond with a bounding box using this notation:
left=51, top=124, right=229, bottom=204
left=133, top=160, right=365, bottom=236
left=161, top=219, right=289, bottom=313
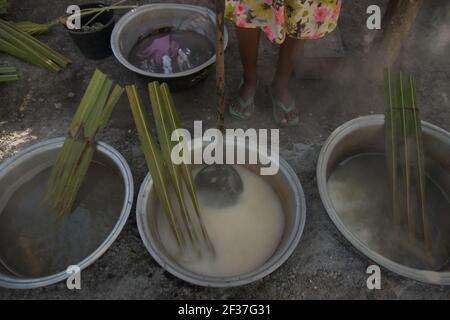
left=233, top=27, right=261, bottom=114
left=272, top=36, right=304, bottom=122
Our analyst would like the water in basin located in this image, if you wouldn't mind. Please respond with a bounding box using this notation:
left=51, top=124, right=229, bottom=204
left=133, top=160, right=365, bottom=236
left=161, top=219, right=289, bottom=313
left=0, top=162, right=124, bottom=278
left=128, top=28, right=214, bottom=74
left=328, top=153, right=450, bottom=271
left=157, top=165, right=285, bottom=277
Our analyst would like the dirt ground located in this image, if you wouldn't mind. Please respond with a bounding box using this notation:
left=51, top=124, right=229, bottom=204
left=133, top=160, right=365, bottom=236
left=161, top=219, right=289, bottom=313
left=0, top=0, right=449, bottom=299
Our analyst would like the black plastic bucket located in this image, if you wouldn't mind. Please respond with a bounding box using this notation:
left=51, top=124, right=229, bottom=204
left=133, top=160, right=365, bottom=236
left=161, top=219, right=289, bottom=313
left=68, top=2, right=115, bottom=60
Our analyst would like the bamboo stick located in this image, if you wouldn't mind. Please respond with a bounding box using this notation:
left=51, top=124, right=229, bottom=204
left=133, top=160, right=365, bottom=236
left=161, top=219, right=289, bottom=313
left=215, top=0, right=226, bottom=133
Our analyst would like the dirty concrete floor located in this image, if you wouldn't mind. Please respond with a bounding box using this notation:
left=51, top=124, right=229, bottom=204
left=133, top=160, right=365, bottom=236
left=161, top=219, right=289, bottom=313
left=0, top=0, right=449, bottom=299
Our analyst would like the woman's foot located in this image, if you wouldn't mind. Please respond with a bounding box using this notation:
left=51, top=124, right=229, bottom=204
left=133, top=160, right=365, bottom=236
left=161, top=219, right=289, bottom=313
left=270, top=83, right=299, bottom=127
left=229, top=80, right=257, bottom=120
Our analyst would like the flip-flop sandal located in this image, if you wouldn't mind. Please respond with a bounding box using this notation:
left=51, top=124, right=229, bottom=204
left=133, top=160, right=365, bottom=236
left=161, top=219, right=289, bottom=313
left=229, top=81, right=256, bottom=120
left=270, top=90, right=299, bottom=127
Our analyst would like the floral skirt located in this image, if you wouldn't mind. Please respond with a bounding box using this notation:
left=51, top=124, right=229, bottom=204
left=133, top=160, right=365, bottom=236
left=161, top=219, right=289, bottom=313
left=225, top=0, right=342, bottom=43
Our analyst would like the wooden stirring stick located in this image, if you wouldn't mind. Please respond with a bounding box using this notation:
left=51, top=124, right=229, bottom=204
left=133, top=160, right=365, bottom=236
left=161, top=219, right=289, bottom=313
left=215, top=0, right=226, bottom=133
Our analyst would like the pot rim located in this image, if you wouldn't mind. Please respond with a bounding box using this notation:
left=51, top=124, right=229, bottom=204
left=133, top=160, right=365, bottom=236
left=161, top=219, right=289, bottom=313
left=0, top=137, right=134, bottom=289
left=110, top=3, right=229, bottom=79
left=317, top=114, right=450, bottom=285
left=136, top=137, right=307, bottom=287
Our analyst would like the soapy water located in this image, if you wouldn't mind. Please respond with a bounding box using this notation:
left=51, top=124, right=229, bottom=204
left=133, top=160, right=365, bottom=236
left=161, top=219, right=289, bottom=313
left=328, top=153, right=450, bottom=271
left=128, top=28, right=214, bottom=74
left=157, top=166, right=285, bottom=278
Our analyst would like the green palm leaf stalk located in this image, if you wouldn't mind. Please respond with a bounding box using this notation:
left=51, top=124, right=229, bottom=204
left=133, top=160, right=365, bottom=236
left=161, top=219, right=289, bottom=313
left=127, top=83, right=214, bottom=255
left=384, top=69, right=430, bottom=250
left=0, top=66, right=19, bottom=82
left=126, top=85, right=185, bottom=248
left=148, top=82, right=199, bottom=247
left=0, top=3, right=129, bottom=73
left=0, top=18, right=71, bottom=72
left=159, top=83, right=214, bottom=254
left=44, top=69, right=123, bottom=217
left=14, top=21, right=50, bottom=35
left=0, top=0, right=47, bottom=35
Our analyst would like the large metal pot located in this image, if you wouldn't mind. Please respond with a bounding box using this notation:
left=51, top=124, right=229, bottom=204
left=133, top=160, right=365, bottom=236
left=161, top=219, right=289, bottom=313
left=317, top=115, right=450, bottom=285
left=0, top=138, right=134, bottom=289
left=136, top=138, right=306, bottom=287
left=111, top=4, right=229, bottom=90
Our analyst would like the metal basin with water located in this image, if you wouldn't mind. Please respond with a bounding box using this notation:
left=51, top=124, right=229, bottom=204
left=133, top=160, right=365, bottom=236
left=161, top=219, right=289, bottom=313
left=136, top=138, right=306, bottom=287
left=318, top=115, right=450, bottom=285
left=0, top=138, right=134, bottom=289
left=111, top=4, right=229, bottom=89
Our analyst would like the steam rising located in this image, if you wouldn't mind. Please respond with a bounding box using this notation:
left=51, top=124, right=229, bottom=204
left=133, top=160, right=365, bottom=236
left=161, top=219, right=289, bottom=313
left=428, top=2, right=450, bottom=55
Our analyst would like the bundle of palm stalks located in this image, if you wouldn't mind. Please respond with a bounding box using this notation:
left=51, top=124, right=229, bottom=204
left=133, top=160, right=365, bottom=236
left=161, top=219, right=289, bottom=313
left=0, top=1, right=134, bottom=73
left=0, top=18, right=71, bottom=72
left=0, top=65, right=19, bottom=82
left=44, top=69, right=124, bottom=217
left=14, top=21, right=49, bottom=35
left=126, top=83, right=214, bottom=256
left=384, top=69, right=430, bottom=250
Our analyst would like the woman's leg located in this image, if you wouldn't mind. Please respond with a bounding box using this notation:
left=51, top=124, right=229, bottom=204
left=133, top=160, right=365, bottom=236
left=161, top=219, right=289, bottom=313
left=272, top=36, right=304, bottom=119
left=234, top=27, right=261, bottom=112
